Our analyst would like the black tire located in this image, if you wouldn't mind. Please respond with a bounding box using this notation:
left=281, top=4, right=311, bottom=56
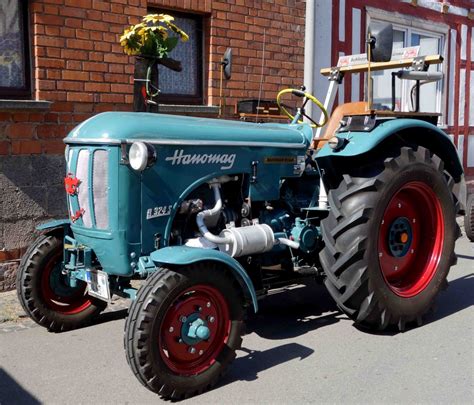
left=320, top=147, right=459, bottom=331
left=124, top=263, right=244, bottom=400
left=16, top=234, right=106, bottom=332
left=464, top=194, right=474, bottom=242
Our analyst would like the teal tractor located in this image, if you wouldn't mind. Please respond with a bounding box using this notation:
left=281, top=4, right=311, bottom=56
left=17, top=25, right=464, bottom=399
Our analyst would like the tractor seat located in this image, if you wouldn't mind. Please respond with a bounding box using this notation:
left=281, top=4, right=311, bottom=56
left=312, top=101, right=367, bottom=149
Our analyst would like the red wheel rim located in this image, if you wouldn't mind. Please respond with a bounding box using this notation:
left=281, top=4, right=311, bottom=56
left=40, top=251, right=92, bottom=314
left=377, top=181, right=444, bottom=297
left=159, top=284, right=231, bottom=376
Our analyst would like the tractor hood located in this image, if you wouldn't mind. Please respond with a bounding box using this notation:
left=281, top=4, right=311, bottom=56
left=65, top=112, right=313, bottom=149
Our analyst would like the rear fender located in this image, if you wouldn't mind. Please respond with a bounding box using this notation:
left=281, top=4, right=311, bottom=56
left=150, top=246, right=258, bottom=312
left=316, top=118, right=463, bottom=182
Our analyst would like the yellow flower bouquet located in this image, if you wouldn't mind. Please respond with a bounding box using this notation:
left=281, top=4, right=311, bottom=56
left=120, top=14, right=189, bottom=59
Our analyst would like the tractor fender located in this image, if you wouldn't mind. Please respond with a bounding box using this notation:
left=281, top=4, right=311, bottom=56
left=36, top=219, right=71, bottom=236
left=316, top=118, right=463, bottom=181
left=150, top=246, right=258, bottom=312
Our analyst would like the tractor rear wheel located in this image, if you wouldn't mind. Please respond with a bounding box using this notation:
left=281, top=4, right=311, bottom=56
left=16, top=234, right=106, bottom=332
left=124, top=263, right=244, bottom=400
left=320, top=147, right=459, bottom=331
left=464, top=194, right=474, bottom=242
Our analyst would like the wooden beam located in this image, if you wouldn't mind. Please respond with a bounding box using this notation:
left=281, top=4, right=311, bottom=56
left=320, top=54, right=444, bottom=76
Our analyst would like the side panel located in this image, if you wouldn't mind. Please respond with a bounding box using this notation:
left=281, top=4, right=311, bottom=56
left=141, top=144, right=307, bottom=253
left=149, top=246, right=258, bottom=312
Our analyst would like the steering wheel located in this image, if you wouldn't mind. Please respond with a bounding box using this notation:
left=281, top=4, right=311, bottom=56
left=276, top=88, right=328, bottom=128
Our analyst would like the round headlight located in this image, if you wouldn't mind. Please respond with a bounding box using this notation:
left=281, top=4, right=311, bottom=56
left=129, top=142, right=155, bottom=171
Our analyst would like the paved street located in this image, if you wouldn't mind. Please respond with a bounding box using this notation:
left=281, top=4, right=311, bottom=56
left=0, top=223, right=472, bottom=404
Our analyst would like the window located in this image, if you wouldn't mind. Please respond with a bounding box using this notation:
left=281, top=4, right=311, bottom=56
left=0, top=0, right=30, bottom=98
left=369, top=17, right=446, bottom=125
left=150, top=9, right=203, bottom=104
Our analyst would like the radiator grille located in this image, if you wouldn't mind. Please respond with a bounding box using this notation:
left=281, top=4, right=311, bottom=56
left=76, top=149, right=92, bottom=228
left=69, top=148, right=109, bottom=230
left=92, top=150, right=109, bottom=229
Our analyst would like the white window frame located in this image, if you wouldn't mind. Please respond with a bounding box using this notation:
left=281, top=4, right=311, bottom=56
left=366, top=7, right=449, bottom=127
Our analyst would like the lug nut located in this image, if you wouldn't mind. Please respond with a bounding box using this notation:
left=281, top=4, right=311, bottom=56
left=188, top=347, right=196, bottom=354
left=197, top=306, right=202, bottom=312
left=208, top=316, right=215, bottom=323
left=168, top=327, right=174, bottom=333
left=394, top=266, right=398, bottom=271
left=199, top=350, right=204, bottom=356
left=206, top=301, right=211, bottom=308
left=178, top=338, right=183, bottom=343
left=180, top=316, right=187, bottom=323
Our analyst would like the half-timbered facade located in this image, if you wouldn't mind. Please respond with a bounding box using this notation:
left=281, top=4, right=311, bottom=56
left=306, top=0, right=473, bottom=184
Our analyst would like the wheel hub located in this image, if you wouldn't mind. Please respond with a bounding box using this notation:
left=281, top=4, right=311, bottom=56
left=181, top=312, right=211, bottom=345
left=387, top=217, right=413, bottom=257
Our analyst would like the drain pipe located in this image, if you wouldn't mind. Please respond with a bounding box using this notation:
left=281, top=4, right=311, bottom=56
left=304, top=0, right=316, bottom=121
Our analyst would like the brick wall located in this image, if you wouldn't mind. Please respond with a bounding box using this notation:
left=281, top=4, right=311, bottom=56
left=0, top=0, right=306, bottom=290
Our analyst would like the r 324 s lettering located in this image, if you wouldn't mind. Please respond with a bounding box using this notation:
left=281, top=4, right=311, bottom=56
left=17, top=25, right=466, bottom=400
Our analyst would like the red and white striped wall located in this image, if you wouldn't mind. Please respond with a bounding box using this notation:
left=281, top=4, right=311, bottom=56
left=309, top=0, right=474, bottom=184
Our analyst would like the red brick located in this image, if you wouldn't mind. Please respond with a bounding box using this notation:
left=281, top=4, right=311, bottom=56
left=62, top=71, right=89, bottom=81
left=84, top=82, right=111, bottom=92
left=100, top=93, right=125, bottom=103
left=41, top=140, right=65, bottom=154
left=90, top=72, right=105, bottom=82
left=76, top=29, right=90, bottom=39
left=0, top=112, right=12, bottom=121
left=36, top=36, right=65, bottom=47
left=60, top=27, right=75, bottom=38
left=6, top=123, right=36, bottom=139
left=51, top=103, right=74, bottom=113
left=92, top=0, right=110, bottom=11
left=12, top=113, right=30, bottom=122
left=37, top=124, right=62, bottom=139
left=74, top=103, right=94, bottom=113
left=61, top=49, right=88, bottom=60
left=65, top=0, right=91, bottom=8
left=46, top=69, right=62, bottom=80
left=35, top=13, right=63, bottom=26
left=82, top=61, right=108, bottom=72
left=45, top=113, right=59, bottom=123
left=66, top=60, right=82, bottom=70
left=104, top=53, right=128, bottom=64
left=66, top=39, right=94, bottom=50
left=0, top=141, right=9, bottom=155
left=64, top=17, right=83, bottom=28
left=28, top=113, right=46, bottom=122
left=110, top=84, right=132, bottom=93
left=67, top=92, right=94, bottom=102
left=44, top=26, right=60, bottom=36
left=12, top=141, right=42, bottom=155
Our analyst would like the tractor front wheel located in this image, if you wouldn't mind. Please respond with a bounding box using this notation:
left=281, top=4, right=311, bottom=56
left=320, top=147, right=459, bottom=331
left=124, top=263, right=244, bottom=400
left=16, top=234, right=106, bottom=332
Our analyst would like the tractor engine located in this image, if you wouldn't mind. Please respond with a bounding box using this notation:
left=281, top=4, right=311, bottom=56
left=172, top=174, right=321, bottom=269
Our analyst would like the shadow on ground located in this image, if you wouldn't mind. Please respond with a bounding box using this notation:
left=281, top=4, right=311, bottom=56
left=218, top=342, right=314, bottom=389
left=246, top=280, right=341, bottom=340
left=0, top=368, right=41, bottom=404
